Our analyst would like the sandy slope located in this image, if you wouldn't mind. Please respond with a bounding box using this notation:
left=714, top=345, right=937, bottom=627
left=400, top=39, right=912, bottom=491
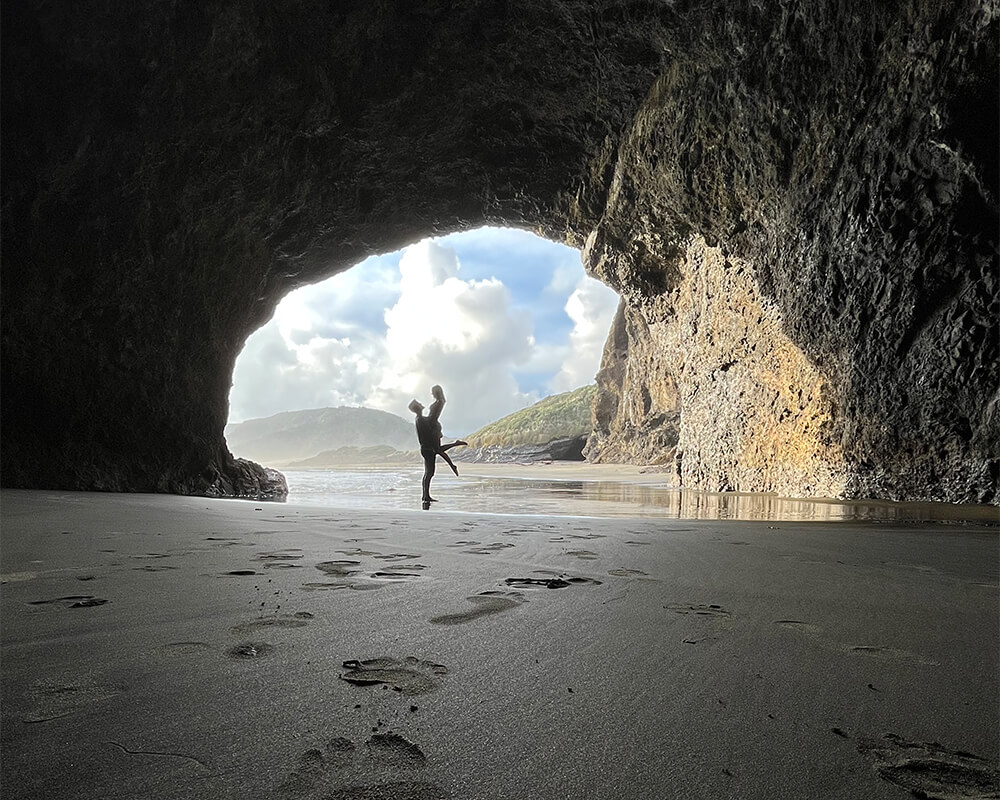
left=1, top=489, right=997, bottom=800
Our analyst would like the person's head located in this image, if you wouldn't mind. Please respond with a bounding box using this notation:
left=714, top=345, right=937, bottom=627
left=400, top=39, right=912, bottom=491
left=408, top=399, right=424, bottom=416
left=431, top=384, right=443, bottom=401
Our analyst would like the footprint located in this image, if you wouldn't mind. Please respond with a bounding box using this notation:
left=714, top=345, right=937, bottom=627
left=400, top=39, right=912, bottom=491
left=430, top=592, right=526, bottom=625
left=505, top=577, right=571, bottom=589
left=608, top=568, right=647, bottom=577
left=855, top=732, right=999, bottom=799
left=225, top=570, right=258, bottom=576
left=316, top=561, right=363, bottom=577
left=370, top=570, right=422, bottom=581
left=280, top=734, right=443, bottom=799
left=366, top=733, right=426, bottom=768
left=160, top=641, right=214, bottom=656
left=664, top=603, right=730, bottom=617
left=136, top=565, right=179, bottom=572
left=226, top=642, right=274, bottom=659
left=777, top=621, right=938, bottom=665
left=280, top=737, right=358, bottom=794
left=462, top=543, right=515, bottom=555
left=566, top=550, right=599, bottom=560
left=339, top=657, right=447, bottom=695
left=846, top=645, right=938, bottom=666
left=257, top=550, right=304, bottom=562
left=302, top=581, right=382, bottom=592
left=24, top=678, right=121, bottom=723
left=28, top=595, right=108, bottom=609
left=775, top=619, right=823, bottom=635
left=505, top=573, right=602, bottom=590
left=230, top=613, right=313, bottom=634
left=371, top=553, right=421, bottom=562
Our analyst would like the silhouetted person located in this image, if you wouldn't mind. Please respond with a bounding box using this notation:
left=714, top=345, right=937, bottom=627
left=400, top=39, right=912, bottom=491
left=409, top=385, right=466, bottom=507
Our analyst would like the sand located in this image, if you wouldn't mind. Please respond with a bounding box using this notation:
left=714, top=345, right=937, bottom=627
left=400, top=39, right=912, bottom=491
left=1, top=488, right=997, bottom=800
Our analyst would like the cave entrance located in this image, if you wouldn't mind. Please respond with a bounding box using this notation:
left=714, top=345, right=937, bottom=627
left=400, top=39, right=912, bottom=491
left=226, top=226, right=618, bottom=455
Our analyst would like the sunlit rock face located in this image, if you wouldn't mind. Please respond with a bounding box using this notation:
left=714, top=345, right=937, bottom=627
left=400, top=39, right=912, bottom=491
left=582, top=3, right=998, bottom=502
left=587, top=238, right=846, bottom=498
left=2, top=1, right=996, bottom=502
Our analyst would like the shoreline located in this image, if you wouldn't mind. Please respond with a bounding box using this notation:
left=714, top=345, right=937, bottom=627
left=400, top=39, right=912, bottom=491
left=2, top=489, right=997, bottom=799
left=279, top=461, right=1000, bottom=524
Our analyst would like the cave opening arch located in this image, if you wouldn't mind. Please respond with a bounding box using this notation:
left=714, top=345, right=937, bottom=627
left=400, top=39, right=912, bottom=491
left=225, top=226, right=621, bottom=468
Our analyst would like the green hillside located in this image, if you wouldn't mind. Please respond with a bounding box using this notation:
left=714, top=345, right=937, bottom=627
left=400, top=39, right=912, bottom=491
left=463, top=385, right=596, bottom=447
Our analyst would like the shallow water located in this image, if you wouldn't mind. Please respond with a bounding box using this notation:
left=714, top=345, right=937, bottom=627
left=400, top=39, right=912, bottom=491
left=283, top=468, right=998, bottom=523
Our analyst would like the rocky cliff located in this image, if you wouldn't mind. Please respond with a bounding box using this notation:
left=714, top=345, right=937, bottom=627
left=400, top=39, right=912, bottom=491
left=2, top=1, right=996, bottom=502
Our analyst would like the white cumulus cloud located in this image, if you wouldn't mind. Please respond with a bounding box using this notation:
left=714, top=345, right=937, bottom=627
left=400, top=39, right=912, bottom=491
left=227, top=229, right=619, bottom=438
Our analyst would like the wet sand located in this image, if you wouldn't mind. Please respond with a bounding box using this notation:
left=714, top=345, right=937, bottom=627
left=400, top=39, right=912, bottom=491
left=1, top=488, right=997, bottom=799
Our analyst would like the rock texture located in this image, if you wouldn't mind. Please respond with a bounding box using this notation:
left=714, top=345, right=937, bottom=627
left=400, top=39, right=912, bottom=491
left=587, top=239, right=846, bottom=496
left=2, top=1, right=996, bottom=502
left=457, top=436, right=589, bottom=464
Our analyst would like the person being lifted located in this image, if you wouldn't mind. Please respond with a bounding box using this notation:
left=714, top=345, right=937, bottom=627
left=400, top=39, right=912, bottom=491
left=408, top=384, right=466, bottom=507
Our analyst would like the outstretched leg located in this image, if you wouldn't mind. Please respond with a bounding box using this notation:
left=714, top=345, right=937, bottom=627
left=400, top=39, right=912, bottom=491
left=440, top=450, right=459, bottom=477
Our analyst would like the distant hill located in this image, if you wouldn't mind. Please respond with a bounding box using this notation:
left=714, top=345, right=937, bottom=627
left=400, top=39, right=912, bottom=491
left=284, top=445, right=419, bottom=468
left=225, top=407, right=415, bottom=466
left=461, top=385, right=596, bottom=448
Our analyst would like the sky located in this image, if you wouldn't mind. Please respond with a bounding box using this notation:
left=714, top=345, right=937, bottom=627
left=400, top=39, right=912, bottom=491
left=227, top=227, right=620, bottom=437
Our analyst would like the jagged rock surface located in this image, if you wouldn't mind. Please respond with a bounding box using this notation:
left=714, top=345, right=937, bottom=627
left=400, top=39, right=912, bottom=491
left=456, top=436, right=589, bottom=464
left=1, top=1, right=996, bottom=502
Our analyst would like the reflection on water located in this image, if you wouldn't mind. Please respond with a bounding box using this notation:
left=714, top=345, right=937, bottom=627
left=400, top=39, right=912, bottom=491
left=283, top=469, right=998, bottom=523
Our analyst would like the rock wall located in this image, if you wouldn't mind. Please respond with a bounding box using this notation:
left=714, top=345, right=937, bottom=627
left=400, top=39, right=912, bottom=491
left=2, top=1, right=996, bottom=502
left=583, top=1, right=998, bottom=503
left=588, top=238, right=846, bottom=497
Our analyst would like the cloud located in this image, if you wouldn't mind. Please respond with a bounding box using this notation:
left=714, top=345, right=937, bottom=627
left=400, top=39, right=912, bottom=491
left=366, top=240, right=537, bottom=435
left=227, top=229, right=619, bottom=436
left=549, top=276, right=621, bottom=392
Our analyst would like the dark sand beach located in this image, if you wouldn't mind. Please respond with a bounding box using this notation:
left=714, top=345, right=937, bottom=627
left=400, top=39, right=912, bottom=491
left=1, top=486, right=997, bottom=799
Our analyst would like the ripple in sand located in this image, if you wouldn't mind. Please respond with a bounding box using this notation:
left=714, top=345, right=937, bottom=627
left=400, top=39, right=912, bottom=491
left=846, top=645, right=938, bottom=666
left=339, top=657, right=447, bottom=695
left=664, top=603, right=730, bottom=617
left=160, top=641, right=214, bottom=656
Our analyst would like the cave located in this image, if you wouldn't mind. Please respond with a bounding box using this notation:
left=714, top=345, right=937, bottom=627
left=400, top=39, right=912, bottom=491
left=2, top=1, right=997, bottom=504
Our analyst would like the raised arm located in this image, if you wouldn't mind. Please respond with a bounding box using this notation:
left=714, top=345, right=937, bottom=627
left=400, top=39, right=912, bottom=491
left=428, top=385, right=445, bottom=423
